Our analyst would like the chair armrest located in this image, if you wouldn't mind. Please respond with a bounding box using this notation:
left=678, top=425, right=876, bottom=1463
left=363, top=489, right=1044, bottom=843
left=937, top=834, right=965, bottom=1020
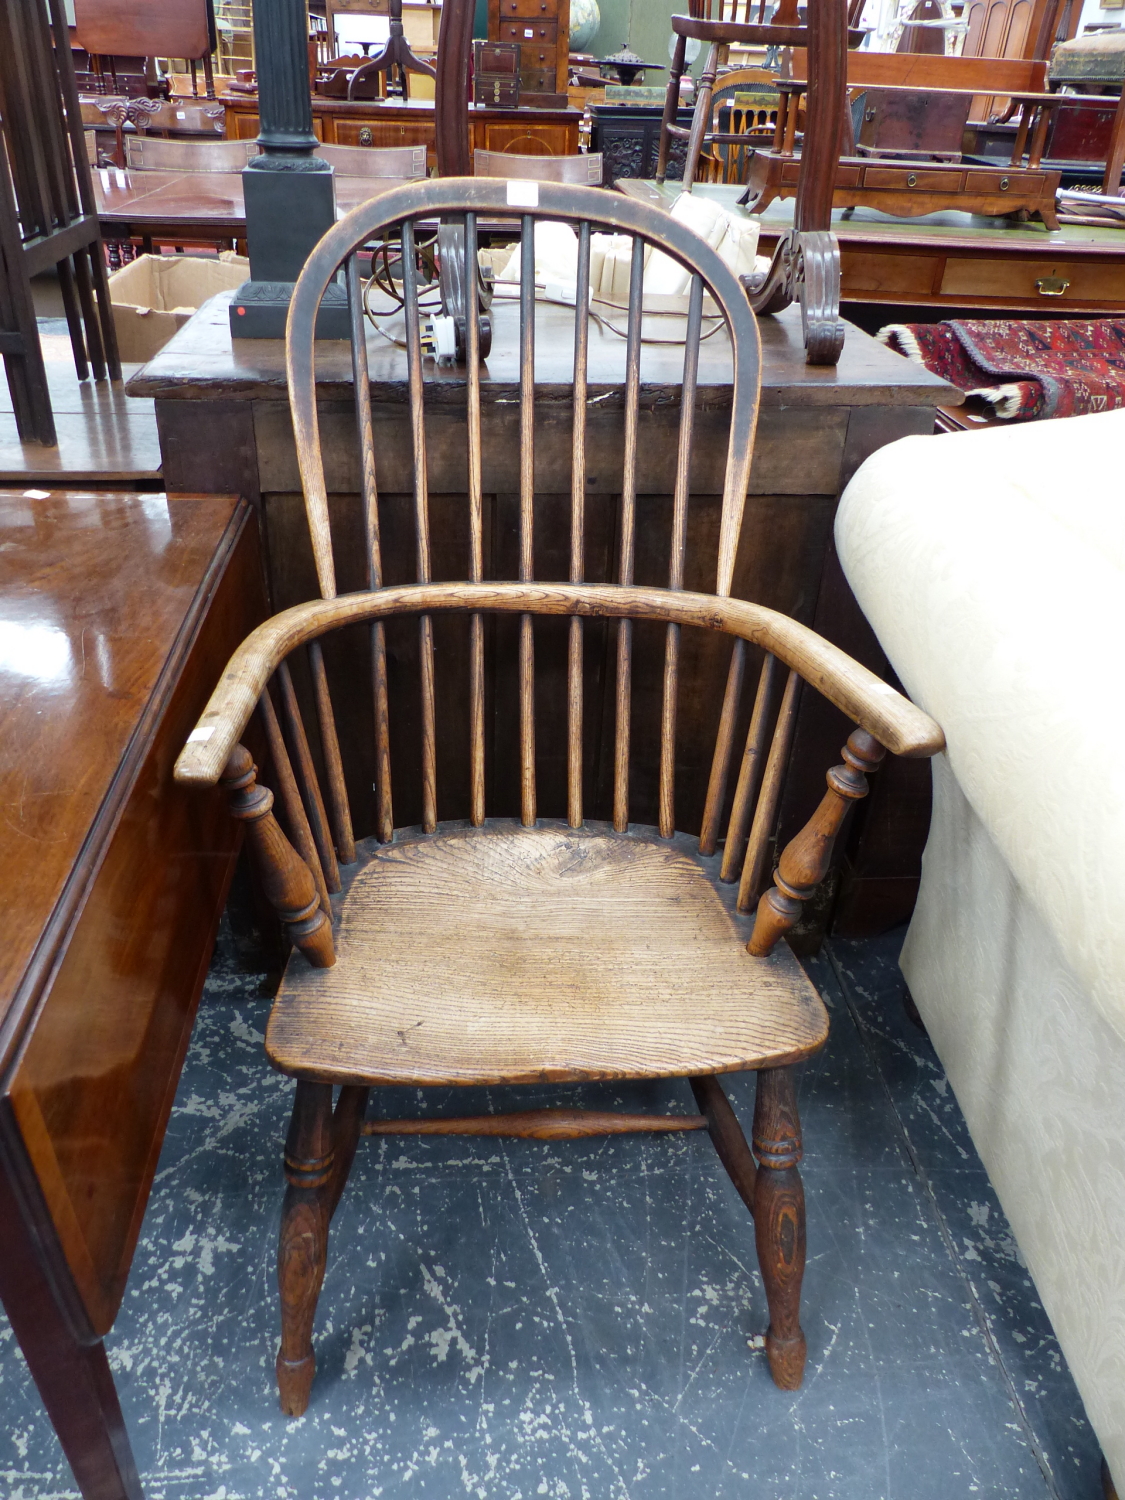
left=175, top=582, right=944, bottom=786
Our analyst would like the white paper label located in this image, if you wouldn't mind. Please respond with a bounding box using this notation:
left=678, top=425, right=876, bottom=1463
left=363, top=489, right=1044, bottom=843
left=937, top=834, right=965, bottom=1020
left=506, top=179, right=539, bottom=208
left=187, top=726, right=215, bottom=743
left=524, top=27, right=533, bottom=35
left=22, top=489, right=49, bottom=499
left=176, top=109, right=186, bottom=118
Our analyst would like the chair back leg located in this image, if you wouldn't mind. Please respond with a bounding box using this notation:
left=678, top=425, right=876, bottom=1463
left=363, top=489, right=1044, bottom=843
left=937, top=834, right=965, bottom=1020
left=656, top=32, right=688, bottom=183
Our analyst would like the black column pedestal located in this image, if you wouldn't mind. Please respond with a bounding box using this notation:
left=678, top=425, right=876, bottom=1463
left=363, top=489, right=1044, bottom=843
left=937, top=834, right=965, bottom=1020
left=229, top=158, right=348, bottom=339
left=230, top=0, right=346, bottom=341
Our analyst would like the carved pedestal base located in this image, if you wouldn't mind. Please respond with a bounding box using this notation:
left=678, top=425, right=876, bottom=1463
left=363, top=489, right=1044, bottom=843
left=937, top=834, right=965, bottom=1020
left=742, top=228, right=845, bottom=367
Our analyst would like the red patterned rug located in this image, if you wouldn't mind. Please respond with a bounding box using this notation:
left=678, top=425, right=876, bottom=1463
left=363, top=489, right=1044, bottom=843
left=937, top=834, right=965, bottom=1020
left=876, top=319, right=1125, bottom=421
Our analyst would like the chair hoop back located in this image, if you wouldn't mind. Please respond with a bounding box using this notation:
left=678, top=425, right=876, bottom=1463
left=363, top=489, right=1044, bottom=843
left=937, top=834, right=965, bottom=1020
left=285, top=177, right=763, bottom=606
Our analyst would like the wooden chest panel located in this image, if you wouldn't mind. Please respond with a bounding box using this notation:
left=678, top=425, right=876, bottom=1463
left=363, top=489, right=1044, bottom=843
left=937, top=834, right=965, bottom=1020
left=839, top=247, right=943, bottom=297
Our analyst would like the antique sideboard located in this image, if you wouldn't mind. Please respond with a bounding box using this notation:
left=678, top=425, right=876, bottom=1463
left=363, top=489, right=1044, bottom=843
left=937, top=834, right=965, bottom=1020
left=222, top=93, right=581, bottom=170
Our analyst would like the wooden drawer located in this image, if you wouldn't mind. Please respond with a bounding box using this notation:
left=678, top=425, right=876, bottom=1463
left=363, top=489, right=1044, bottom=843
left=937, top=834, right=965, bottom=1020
left=940, top=255, right=1125, bottom=303
left=520, top=63, right=559, bottom=89
left=334, top=119, right=433, bottom=149
left=834, top=163, right=861, bottom=187
left=861, top=165, right=963, bottom=191
left=965, top=169, right=1047, bottom=193
left=498, top=0, right=555, bottom=15
left=839, top=248, right=942, bottom=298
left=499, top=19, right=557, bottom=42
left=477, top=120, right=573, bottom=154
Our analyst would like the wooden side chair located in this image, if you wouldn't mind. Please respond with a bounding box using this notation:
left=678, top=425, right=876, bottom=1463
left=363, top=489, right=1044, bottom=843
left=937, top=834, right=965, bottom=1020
left=174, top=179, right=944, bottom=1420
left=123, top=136, right=258, bottom=172
left=315, top=143, right=429, bottom=178
left=473, top=149, right=604, bottom=183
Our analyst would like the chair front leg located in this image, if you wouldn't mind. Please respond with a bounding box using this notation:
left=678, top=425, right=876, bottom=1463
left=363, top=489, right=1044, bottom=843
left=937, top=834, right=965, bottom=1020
left=747, top=727, right=884, bottom=956
left=277, top=1080, right=335, bottom=1416
left=753, top=1066, right=806, bottom=1389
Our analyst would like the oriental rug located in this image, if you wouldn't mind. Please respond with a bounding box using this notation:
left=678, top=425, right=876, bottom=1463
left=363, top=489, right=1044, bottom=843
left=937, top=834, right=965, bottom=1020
left=877, top=318, right=1125, bottom=421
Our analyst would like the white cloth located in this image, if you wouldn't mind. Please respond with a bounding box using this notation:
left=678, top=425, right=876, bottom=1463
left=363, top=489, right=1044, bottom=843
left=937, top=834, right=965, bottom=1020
left=835, top=409, right=1125, bottom=1043
left=835, top=408, right=1125, bottom=1488
left=902, top=758, right=1125, bottom=1492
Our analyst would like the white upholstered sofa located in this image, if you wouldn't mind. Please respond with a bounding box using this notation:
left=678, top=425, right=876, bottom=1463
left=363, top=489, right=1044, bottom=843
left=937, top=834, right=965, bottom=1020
left=835, top=408, right=1125, bottom=1492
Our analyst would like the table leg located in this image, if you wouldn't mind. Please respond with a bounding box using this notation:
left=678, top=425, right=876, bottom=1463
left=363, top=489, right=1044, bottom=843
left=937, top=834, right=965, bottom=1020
left=0, top=1140, right=144, bottom=1500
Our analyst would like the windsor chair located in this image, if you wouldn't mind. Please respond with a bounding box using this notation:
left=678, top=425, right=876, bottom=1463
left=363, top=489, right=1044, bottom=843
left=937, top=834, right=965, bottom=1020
left=655, top=0, right=866, bottom=365
left=174, top=179, right=944, bottom=1418
left=695, top=69, right=781, bottom=185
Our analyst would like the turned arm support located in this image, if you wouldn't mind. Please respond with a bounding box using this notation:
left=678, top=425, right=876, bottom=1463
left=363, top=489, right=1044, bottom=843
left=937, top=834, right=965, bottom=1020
left=221, top=745, right=336, bottom=968
left=747, top=727, right=885, bottom=957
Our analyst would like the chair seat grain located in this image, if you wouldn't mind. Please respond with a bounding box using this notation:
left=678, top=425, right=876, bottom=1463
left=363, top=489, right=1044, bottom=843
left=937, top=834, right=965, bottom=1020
left=266, top=821, right=829, bottom=1085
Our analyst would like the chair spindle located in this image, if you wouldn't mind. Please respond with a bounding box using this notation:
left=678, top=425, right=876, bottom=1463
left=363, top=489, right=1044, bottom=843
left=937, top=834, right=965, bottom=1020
left=613, top=235, right=646, bottom=833
left=568, top=221, right=592, bottom=830
left=659, top=274, right=706, bottom=839
left=720, top=651, right=779, bottom=882
left=346, top=251, right=394, bottom=842
left=738, top=667, right=800, bottom=912
left=519, top=213, right=537, bottom=826
left=276, top=659, right=342, bottom=892
left=699, top=639, right=746, bottom=855
left=402, top=219, right=437, bottom=832
left=308, top=641, right=356, bottom=864
left=465, top=212, right=486, bottom=827
left=258, top=685, right=332, bottom=918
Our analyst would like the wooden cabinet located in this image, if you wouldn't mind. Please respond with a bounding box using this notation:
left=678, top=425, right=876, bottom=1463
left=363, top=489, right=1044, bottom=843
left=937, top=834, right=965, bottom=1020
left=222, top=94, right=580, bottom=169
left=488, top=0, right=570, bottom=100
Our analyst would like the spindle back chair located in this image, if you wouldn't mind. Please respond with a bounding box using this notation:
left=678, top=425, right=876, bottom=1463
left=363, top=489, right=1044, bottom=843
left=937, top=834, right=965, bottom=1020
left=174, top=180, right=945, bottom=1423
left=697, top=69, right=781, bottom=185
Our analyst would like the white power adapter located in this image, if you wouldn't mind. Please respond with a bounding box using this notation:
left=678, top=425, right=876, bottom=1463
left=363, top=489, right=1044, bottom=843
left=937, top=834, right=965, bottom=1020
left=421, top=313, right=459, bottom=360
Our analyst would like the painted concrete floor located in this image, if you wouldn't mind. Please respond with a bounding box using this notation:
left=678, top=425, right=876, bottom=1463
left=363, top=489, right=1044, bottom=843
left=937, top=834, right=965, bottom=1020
left=0, top=924, right=1103, bottom=1500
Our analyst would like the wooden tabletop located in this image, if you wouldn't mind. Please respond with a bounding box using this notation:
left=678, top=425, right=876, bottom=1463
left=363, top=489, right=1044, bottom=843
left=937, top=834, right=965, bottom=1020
left=94, top=167, right=419, bottom=232
left=0, top=491, right=241, bottom=1067
left=127, top=286, right=955, bottom=409
left=617, top=177, right=1125, bottom=260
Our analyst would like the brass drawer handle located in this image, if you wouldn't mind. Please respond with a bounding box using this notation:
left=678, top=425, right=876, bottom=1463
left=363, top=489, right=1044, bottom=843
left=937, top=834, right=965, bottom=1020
left=1035, top=276, right=1070, bottom=296
left=907, top=172, right=917, bottom=186
left=999, top=176, right=1009, bottom=190
left=358, top=126, right=372, bottom=146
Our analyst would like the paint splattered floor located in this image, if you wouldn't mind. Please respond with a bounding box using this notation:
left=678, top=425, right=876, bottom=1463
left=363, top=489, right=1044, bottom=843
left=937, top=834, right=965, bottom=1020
left=0, top=923, right=1103, bottom=1500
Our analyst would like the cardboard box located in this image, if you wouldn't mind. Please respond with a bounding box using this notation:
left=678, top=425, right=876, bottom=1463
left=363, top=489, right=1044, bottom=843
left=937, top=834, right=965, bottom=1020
left=107, top=253, right=249, bottom=362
